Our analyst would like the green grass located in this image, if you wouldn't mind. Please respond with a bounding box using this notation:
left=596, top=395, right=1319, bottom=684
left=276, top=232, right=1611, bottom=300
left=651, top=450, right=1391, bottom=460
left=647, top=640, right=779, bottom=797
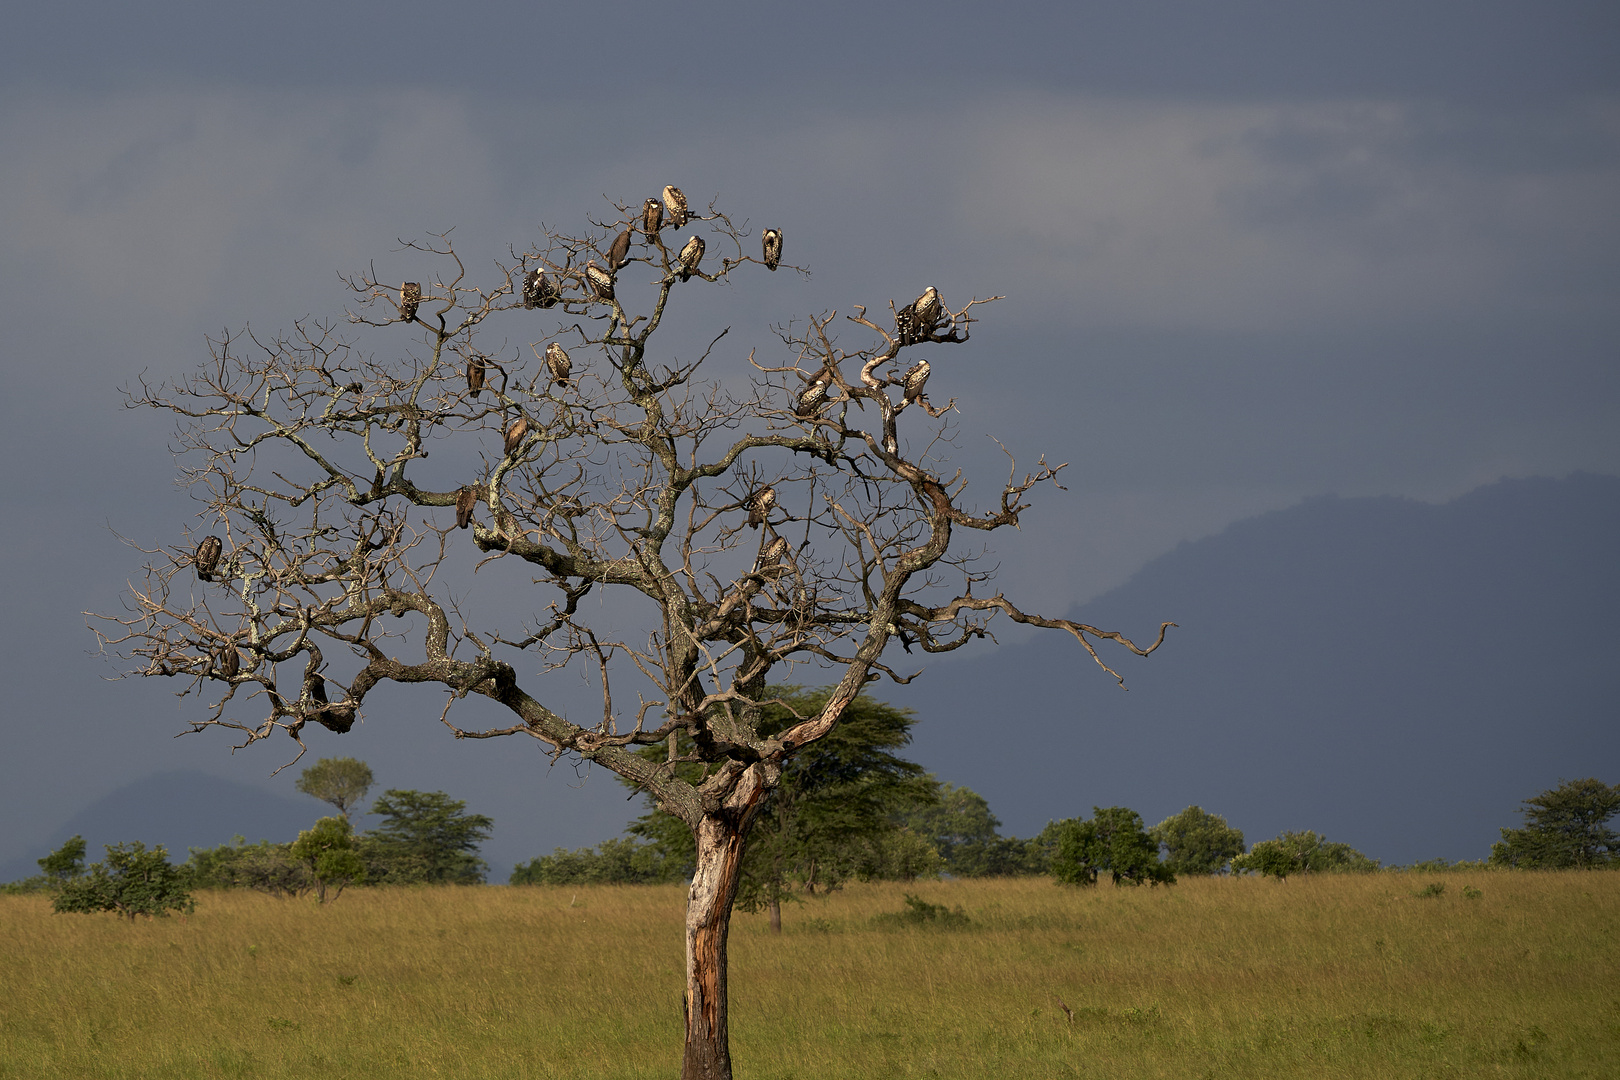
left=2, top=872, right=1616, bottom=1078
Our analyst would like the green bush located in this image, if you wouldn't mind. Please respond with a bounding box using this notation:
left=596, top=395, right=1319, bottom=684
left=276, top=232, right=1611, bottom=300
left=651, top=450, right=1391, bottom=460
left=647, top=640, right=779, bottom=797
left=510, top=837, right=682, bottom=885
left=184, top=837, right=312, bottom=897
left=1233, top=831, right=1379, bottom=879
left=290, top=816, right=365, bottom=902
left=871, top=893, right=971, bottom=929
left=53, top=842, right=195, bottom=921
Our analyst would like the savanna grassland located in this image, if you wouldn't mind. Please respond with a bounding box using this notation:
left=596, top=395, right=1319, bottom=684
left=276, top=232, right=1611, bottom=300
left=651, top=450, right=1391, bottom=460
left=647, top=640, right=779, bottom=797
left=2, top=872, right=1616, bottom=1079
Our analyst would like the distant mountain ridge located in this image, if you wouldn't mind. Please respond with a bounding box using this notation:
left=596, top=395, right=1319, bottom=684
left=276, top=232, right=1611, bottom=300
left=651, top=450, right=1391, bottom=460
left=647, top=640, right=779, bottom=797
left=899, top=473, right=1620, bottom=865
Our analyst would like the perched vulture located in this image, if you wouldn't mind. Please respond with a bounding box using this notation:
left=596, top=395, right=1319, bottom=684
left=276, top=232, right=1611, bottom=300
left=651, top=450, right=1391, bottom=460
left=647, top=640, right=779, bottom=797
left=677, top=235, right=704, bottom=282
left=194, top=536, right=223, bottom=582
left=585, top=261, right=616, bottom=302
left=545, top=342, right=572, bottom=388
left=466, top=356, right=486, bottom=397
left=504, top=415, right=530, bottom=458
left=762, top=229, right=782, bottom=271
left=642, top=198, right=663, bottom=244
left=793, top=376, right=829, bottom=418
left=399, top=282, right=421, bottom=321
left=758, top=535, right=790, bottom=568
left=217, top=645, right=240, bottom=679
left=455, top=485, right=478, bottom=530
left=607, top=227, right=634, bottom=272
left=901, top=358, right=931, bottom=403
left=305, top=675, right=355, bottom=733
left=523, top=268, right=559, bottom=309
left=895, top=287, right=942, bottom=345
left=789, top=583, right=815, bottom=626
left=662, top=185, right=690, bottom=230
left=747, top=486, right=776, bottom=529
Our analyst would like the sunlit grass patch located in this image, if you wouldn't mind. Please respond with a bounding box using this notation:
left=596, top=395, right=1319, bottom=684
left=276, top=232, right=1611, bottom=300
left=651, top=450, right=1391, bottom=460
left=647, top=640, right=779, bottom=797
left=1, top=872, right=1616, bottom=1078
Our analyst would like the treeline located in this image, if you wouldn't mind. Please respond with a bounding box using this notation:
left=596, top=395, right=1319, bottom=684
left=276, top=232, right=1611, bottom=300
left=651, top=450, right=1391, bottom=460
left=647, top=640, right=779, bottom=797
left=9, top=692, right=1617, bottom=920
left=510, top=689, right=1619, bottom=901
left=4, top=759, right=497, bottom=912
left=507, top=688, right=1392, bottom=904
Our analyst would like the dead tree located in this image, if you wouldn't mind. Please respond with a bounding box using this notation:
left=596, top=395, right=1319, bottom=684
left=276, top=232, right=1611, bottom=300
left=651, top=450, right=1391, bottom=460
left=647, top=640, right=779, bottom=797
left=90, top=196, right=1171, bottom=1080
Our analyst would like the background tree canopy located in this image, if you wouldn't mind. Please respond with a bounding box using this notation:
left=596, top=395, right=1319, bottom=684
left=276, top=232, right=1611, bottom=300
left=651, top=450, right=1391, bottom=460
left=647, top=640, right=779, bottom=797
left=619, top=687, right=938, bottom=919
left=1152, top=805, right=1246, bottom=876
left=294, top=758, right=375, bottom=821
left=1490, top=778, right=1620, bottom=869
left=1050, top=807, right=1175, bottom=887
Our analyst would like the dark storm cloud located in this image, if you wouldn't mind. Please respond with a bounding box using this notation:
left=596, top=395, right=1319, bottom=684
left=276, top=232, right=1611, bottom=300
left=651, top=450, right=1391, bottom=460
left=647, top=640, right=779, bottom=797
left=1, top=2, right=1616, bottom=873
left=7, top=1, right=1618, bottom=102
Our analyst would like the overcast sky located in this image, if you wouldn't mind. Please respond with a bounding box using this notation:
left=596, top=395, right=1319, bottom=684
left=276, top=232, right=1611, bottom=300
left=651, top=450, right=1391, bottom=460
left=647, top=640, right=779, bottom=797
left=2, top=1, right=1616, bottom=874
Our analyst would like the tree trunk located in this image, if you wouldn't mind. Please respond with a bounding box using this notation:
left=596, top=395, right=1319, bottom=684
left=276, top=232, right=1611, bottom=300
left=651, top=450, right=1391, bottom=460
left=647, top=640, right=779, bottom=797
left=768, top=896, right=781, bottom=934
left=682, top=812, right=748, bottom=1080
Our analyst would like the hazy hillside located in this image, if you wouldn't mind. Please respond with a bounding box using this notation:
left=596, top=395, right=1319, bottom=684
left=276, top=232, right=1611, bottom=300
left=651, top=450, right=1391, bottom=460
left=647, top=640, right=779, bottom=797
left=897, top=473, right=1620, bottom=865
left=0, top=771, right=318, bottom=884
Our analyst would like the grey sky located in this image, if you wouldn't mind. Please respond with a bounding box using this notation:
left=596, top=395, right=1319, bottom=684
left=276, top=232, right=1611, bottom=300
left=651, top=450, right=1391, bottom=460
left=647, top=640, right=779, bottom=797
left=2, top=1, right=1616, bottom=875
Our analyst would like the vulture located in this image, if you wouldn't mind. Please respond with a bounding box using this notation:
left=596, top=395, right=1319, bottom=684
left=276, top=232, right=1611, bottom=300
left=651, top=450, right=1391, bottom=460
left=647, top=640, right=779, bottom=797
left=677, top=235, right=704, bottom=282
left=747, top=486, right=776, bottom=529
left=901, top=358, right=931, bottom=403
left=504, top=415, right=530, bottom=458
left=642, top=198, right=663, bottom=244
left=455, top=485, right=478, bottom=530
left=793, top=376, right=829, bottom=418
left=758, top=535, right=790, bottom=568
left=522, top=269, right=559, bottom=309
left=662, top=185, right=690, bottom=230
left=607, top=227, right=634, bottom=272
left=217, top=645, right=240, bottom=679
left=194, top=536, right=223, bottom=582
left=895, top=287, right=942, bottom=345
left=466, top=356, right=486, bottom=397
left=585, top=261, right=616, bottom=302
left=545, top=342, right=573, bottom=388
left=399, top=282, right=421, bottom=321
left=761, top=229, right=782, bottom=271
left=789, top=583, right=815, bottom=627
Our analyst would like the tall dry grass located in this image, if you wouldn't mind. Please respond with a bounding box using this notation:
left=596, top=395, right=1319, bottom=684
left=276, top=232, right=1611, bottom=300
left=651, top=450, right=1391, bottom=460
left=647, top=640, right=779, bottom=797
left=2, top=871, right=1615, bottom=1078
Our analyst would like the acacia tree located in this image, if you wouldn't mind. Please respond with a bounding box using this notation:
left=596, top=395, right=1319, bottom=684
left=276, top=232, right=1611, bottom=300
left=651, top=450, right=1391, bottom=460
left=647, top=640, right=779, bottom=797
left=92, top=194, right=1170, bottom=1079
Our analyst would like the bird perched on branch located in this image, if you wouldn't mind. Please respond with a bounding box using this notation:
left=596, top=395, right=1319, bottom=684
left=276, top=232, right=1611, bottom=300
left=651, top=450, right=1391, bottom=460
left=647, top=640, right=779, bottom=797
left=545, top=342, right=572, bottom=388
left=607, top=227, right=633, bottom=272
left=504, top=416, right=530, bottom=457
left=217, top=645, right=239, bottom=679
left=757, top=535, right=790, bottom=569
left=399, top=282, right=421, bottom=321
left=747, top=486, right=776, bottom=529
left=455, top=485, right=479, bottom=530
left=466, top=357, right=486, bottom=397
left=522, top=269, right=559, bottom=309
left=662, top=185, right=689, bottom=229
left=895, top=287, right=942, bottom=345
left=194, top=536, right=223, bottom=582
left=642, top=198, right=663, bottom=245
left=677, top=236, right=704, bottom=282
left=794, top=375, right=830, bottom=418
left=762, top=229, right=782, bottom=271
left=902, top=359, right=930, bottom=403
left=585, top=262, right=615, bottom=302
